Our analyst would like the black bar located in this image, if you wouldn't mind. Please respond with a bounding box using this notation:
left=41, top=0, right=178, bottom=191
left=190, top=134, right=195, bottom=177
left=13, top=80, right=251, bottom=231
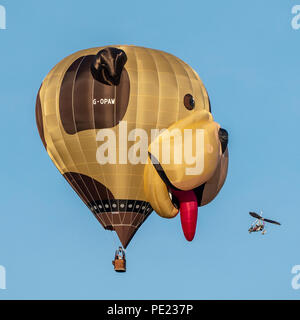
left=0, top=300, right=299, bottom=318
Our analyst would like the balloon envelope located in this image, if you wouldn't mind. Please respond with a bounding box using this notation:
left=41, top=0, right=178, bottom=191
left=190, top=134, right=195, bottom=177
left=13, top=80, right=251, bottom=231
left=36, top=45, right=228, bottom=247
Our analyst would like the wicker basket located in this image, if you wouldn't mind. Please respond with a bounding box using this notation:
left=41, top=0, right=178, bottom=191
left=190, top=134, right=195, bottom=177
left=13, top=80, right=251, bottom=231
left=112, top=259, right=126, bottom=272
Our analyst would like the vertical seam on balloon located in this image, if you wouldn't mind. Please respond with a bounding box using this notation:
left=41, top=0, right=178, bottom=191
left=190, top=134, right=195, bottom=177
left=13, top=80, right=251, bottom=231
left=44, top=57, right=97, bottom=222
left=116, top=46, right=129, bottom=227
left=129, top=49, right=153, bottom=227
left=126, top=46, right=140, bottom=228
left=41, top=75, right=66, bottom=170
left=191, top=67, right=209, bottom=112
left=149, top=51, right=181, bottom=222
left=117, top=48, right=134, bottom=226
left=91, top=69, right=113, bottom=228
left=128, top=48, right=141, bottom=227
left=140, top=50, right=177, bottom=221
left=176, top=59, right=195, bottom=116
left=45, top=60, right=77, bottom=173
left=69, top=56, right=104, bottom=224
left=52, top=56, right=94, bottom=210
left=156, top=52, right=181, bottom=218
left=71, top=57, right=110, bottom=228
left=144, top=48, right=163, bottom=222
left=55, top=57, right=100, bottom=219
left=160, top=51, right=180, bottom=124
left=112, top=84, right=119, bottom=227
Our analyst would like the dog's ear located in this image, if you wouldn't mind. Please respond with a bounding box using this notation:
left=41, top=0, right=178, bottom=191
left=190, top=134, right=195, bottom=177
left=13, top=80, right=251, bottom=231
left=91, top=47, right=127, bottom=86
left=219, top=128, right=228, bottom=154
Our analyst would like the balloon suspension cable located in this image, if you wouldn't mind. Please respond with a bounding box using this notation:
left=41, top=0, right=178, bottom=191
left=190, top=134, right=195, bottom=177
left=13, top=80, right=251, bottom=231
left=112, top=229, right=118, bottom=248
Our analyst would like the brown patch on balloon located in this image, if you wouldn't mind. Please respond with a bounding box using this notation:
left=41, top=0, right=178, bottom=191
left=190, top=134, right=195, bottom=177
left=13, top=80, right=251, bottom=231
left=63, top=172, right=114, bottom=204
left=59, top=55, right=130, bottom=135
left=35, top=86, right=47, bottom=149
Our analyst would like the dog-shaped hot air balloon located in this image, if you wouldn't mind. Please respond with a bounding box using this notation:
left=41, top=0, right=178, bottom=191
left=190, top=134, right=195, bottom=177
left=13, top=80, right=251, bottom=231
left=36, top=46, right=228, bottom=248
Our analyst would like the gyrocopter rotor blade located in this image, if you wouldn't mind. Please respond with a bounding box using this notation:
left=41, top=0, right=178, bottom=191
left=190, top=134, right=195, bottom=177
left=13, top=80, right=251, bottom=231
left=249, top=212, right=262, bottom=220
left=249, top=212, right=281, bottom=225
left=263, top=218, right=281, bottom=225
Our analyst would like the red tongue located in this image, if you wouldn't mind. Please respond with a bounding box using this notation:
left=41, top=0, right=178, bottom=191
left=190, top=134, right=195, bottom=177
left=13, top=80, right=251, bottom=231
left=171, top=189, right=198, bottom=241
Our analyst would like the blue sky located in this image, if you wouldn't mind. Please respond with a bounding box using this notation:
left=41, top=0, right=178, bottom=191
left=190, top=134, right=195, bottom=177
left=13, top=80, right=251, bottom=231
left=0, top=0, right=299, bottom=299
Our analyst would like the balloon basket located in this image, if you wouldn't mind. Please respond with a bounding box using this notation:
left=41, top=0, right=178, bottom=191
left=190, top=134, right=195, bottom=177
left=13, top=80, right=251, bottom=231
left=112, top=258, right=126, bottom=272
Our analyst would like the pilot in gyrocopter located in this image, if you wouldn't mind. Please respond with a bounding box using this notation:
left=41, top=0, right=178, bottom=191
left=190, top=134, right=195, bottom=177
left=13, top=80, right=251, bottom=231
left=248, top=211, right=281, bottom=235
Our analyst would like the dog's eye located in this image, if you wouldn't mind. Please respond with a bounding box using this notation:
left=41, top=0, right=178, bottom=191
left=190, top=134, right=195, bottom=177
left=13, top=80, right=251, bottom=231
left=184, top=94, right=195, bottom=110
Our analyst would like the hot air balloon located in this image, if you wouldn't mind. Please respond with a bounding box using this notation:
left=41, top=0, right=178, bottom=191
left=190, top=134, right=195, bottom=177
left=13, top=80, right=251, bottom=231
left=36, top=46, right=228, bottom=269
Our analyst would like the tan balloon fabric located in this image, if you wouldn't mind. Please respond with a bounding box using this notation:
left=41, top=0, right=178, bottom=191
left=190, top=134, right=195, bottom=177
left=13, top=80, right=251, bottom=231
left=36, top=45, right=227, bottom=247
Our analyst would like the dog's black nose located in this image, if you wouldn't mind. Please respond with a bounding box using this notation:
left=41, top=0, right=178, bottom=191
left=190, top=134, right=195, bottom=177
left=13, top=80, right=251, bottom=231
left=91, top=47, right=127, bottom=86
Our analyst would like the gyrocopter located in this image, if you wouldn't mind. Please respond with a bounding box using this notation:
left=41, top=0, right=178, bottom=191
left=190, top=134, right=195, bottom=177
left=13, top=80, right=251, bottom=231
left=248, top=211, right=281, bottom=235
